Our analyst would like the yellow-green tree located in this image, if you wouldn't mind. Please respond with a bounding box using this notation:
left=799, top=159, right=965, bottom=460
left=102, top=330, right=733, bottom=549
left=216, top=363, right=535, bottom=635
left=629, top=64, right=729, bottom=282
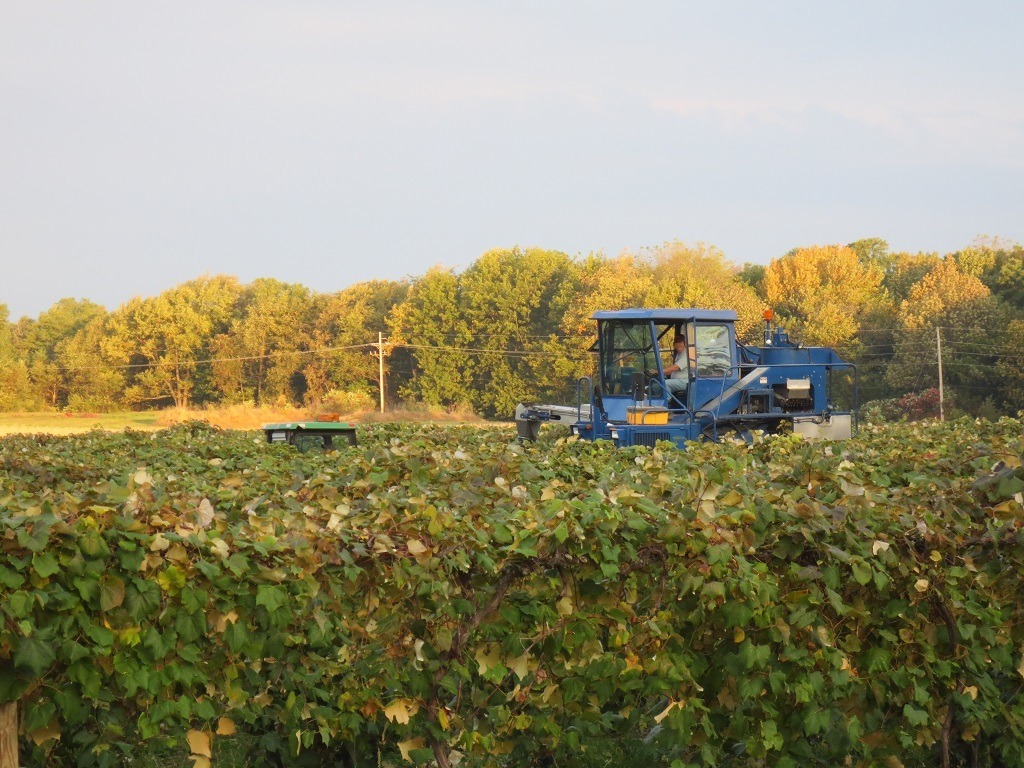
left=898, top=257, right=991, bottom=329
left=996, top=319, right=1024, bottom=411
left=647, top=241, right=765, bottom=340
left=561, top=253, right=661, bottom=336
left=457, top=248, right=579, bottom=416
left=886, top=257, right=998, bottom=399
left=389, top=267, right=472, bottom=409
left=884, top=252, right=941, bottom=303
left=763, top=244, right=884, bottom=347
left=210, top=278, right=311, bottom=405
left=106, top=276, right=242, bottom=408
left=305, top=280, right=409, bottom=405
left=554, top=253, right=659, bottom=390
left=15, top=298, right=106, bottom=408
left=391, top=249, right=580, bottom=416
left=59, top=315, right=126, bottom=412
left=0, top=304, right=36, bottom=410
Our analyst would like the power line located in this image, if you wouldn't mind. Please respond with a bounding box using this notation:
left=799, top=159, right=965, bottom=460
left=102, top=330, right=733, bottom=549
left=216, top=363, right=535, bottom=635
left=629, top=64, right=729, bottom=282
left=56, top=342, right=377, bottom=373
left=399, top=343, right=591, bottom=359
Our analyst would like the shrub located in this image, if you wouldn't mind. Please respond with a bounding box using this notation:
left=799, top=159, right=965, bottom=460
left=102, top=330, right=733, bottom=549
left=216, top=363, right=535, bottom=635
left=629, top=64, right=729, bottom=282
left=311, top=389, right=375, bottom=415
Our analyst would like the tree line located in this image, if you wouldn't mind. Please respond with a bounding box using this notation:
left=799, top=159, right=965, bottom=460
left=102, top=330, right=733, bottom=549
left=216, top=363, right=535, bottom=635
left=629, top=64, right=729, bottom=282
left=1, top=237, right=1022, bottom=419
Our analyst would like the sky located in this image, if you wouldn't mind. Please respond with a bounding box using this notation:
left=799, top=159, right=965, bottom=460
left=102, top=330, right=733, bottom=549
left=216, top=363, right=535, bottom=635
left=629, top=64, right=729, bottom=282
left=2, top=1, right=1023, bottom=321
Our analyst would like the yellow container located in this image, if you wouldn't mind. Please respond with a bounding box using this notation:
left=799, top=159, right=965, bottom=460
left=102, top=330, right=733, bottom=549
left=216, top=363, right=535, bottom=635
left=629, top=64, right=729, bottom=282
left=627, top=406, right=669, bottom=425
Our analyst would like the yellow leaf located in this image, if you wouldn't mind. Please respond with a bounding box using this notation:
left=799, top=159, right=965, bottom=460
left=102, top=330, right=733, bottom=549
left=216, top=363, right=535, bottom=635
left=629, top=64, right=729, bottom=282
left=210, top=539, right=230, bottom=559
left=383, top=698, right=419, bottom=724
left=190, top=758, right=211, bottom=768
left=775, top=618, right=791, bottom=642
left=840, top=479, right=865, bottom=497
left=150, top=533, right=171, bottom=552
left=816, top=626, right=833, bottom=647
left=1017, top=649, right=1024, bottom=680
left=213, top=610, right=239, bottom=632
left=914, top=579, right=930, bottom=593
left=475, top=644, right=501, bottom=675
left=216, top=717, right=236, bottom=735
left=166, top=544, right=189, bottom=563
left=717, top=684, right=736, bottom=709
left=872, top=540, right=890, bottom=555
left=187, top=730, right=212, bottom=758
left=964, top=686, right=978, bottom=701
left=733, top=627, right=745, bottom=643
left=406, top=539, right=429, bottom=556
left=133, top=468, right=152, bottom=486
left=197, top=498, right=215, bottom=528
left=28, top=717, right=61, bottom=745
left=398, top=737, right=426, bottom=762
left=720, top=490, right=743, bottom=506
left=556, top=596, right=573, bottom=616
left=507, top=652, right=533, bottom=680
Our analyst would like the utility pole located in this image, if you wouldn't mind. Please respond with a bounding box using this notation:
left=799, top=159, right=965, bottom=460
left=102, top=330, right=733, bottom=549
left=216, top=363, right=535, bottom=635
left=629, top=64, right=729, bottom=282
left=0, top=701, right=17, bottom=768
left=936, top=327, right=945, bottom=422
left=377, top=332, right=386, bottom=414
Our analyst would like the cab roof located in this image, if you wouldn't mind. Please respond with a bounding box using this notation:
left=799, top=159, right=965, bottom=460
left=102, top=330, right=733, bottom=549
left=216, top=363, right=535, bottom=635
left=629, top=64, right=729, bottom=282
left=262, top=422, right=357, bottom=431
left=591, top=308, right=737, bottom=322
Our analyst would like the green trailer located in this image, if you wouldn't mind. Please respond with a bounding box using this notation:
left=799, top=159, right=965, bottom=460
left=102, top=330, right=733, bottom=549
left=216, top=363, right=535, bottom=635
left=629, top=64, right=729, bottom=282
left=262, top=421, right=358, bottom=451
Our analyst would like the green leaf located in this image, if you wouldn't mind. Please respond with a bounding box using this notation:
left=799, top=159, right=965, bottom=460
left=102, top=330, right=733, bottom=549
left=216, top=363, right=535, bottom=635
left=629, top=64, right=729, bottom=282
left=14, top=636, right=56, bottom=676
left=125, top=579, right=161, bottom=621
left=903, top=703, right=929, bottom=726
left=23, top=697, right=56, bottom=733
left=32, top=552, right=60, bottom=579
left=491, top=523, right=513, bottom=545
left=0, top=565, right=25, bottom=589
left=7, top=591, right=33, bottom=618
left=850, top=561, right=873, bottom=587
left=0, top=665, right=30, bottom=704
left=99, top=575, right=126, bottom=611
left=73, top=576, right=100, bottom=602
left=996, top=472, right=1024, bottom=498
left=553, top=521, right=569, bottom=543
left=83, top=623, right=114, bottom=648
left=142, top=627, right=170, bottom=660
left=78, top=531, right=108, bottom=559
left=256, top=585, right=289, bottom=614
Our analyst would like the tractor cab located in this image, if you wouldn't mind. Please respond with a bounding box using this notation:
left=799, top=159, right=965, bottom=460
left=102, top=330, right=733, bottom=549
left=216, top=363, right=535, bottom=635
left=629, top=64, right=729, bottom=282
left=262, top=421, right=358, bottom=452
left=587, top=309, right=740, bottom=444
left=595, top=309, right=738, bottom=419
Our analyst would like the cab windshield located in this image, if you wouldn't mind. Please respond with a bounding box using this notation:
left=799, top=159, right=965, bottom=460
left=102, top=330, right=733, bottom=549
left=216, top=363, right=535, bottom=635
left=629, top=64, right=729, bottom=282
left=598, top=320, right=661, bottom=396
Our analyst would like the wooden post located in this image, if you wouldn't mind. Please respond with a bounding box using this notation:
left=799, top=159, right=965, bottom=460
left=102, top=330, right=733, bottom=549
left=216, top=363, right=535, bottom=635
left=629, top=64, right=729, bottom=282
left=0, top=701, right=18, bottom=768
left=936, top=326, right=945, bottom=422
left=378, top=332, right=386, bottom=414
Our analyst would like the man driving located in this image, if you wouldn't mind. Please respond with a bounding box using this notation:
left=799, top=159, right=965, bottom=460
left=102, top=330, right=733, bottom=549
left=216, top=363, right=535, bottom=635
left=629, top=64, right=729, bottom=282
left=664, top=331, right=690, bottom=399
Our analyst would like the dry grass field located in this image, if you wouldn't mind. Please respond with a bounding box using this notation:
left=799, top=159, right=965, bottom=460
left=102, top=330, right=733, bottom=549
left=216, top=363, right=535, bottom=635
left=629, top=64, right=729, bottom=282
left=0, top=402, right=487, bottom=436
